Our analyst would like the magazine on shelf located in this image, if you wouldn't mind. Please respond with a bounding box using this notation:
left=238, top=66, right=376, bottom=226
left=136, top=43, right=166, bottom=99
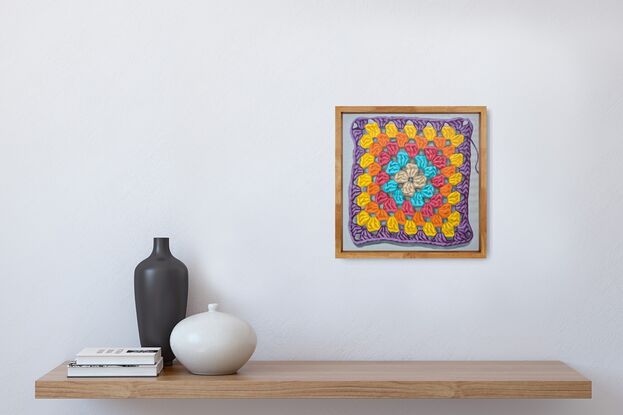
left=67, top=357, right=164, bottom=377
left=75, top=347, right=162, bottom=365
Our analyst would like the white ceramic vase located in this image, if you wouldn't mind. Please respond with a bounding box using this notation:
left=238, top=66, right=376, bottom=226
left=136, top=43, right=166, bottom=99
left=170, top=303, right=256, bottom=375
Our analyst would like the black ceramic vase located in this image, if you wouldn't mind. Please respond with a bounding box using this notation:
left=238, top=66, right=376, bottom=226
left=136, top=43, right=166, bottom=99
left=134, top=237, right=188, bottom=365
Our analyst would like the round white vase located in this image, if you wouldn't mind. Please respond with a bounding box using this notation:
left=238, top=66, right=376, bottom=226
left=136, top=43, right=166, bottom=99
left=170, top=303, right=256, bottom=375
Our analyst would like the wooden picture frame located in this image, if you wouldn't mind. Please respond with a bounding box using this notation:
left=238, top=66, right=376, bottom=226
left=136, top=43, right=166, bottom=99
left=335, top=106, right=487, bottom=258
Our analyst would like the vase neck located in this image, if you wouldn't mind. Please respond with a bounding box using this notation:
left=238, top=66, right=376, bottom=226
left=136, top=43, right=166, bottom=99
left=152, top=238, right=172, bottom=257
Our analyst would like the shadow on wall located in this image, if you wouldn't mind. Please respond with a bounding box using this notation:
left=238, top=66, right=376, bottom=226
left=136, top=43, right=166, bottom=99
left=184, top=257, right=219, bottom=317
left=86, top=398, right=594, bottom=415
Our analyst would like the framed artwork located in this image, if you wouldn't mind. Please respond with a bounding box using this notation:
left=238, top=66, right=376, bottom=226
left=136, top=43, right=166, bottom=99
left=335, top=106, right=487, bottom=258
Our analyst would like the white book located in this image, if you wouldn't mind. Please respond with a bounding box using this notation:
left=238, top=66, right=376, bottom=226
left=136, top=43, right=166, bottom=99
left=76, top=347, right=162, bottom=365
left=67, top=357, right=164, bottom=377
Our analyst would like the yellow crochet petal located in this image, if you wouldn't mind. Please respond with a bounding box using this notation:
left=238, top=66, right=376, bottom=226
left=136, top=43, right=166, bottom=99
left=366, top=216, right=381, bottom=232
left=423, top=125, right=437, bottom=141
left=385, top=122, right=398, bottom=138
left=448, top=211, right=461, bottom=227
left=356, top=192, right=371, bottom=207
left=448, top=172, right=463, bottom=186
left=441, top=124, right=456, bottom=139
left=403, top=124, right=417, bottom=139
left=442, top=221, right=455, bottom=238
left=387, top=216, right=399, bottom=233
left=356, top=210, right=370, bottom=226
left=450, top=134, right=464, bottom=146
left=359, top=153, right=375, bottom=168
left=423, top=222, right=437, bottom=237
left=450, top=153, right=464, bottom=167
left=357, top=173, right=372, bottom=187
left=359, top=134, right=373, bottom=149
left=365, top=122, right=380, bottom=138
left=447, top=191, right=461, bottom=205
left=404, top=220, right=418, bottom=235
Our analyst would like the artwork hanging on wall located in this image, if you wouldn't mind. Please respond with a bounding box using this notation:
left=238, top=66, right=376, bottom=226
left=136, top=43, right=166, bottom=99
left=335, top=106, right=487, bottom=258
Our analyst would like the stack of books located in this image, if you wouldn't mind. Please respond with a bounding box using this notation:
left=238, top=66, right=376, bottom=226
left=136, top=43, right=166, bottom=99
left=67, top=347, right=164, bottom=377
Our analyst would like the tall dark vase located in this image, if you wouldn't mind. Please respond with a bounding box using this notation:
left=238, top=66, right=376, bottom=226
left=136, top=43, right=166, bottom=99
left=134, top=237, right=188, bottom=366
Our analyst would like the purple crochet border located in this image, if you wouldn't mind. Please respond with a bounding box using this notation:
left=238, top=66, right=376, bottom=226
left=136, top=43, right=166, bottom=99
left=348, top=116, right=474, bottom=247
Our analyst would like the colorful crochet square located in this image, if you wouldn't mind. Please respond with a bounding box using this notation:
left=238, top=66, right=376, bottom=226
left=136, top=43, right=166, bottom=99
left=348, top=117, right=474, bottom=247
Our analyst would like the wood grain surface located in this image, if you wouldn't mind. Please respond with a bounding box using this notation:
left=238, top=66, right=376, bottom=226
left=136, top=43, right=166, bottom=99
left=35, top=360, right=591, bottom=399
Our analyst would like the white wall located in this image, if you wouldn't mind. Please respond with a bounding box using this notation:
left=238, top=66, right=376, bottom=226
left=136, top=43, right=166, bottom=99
left=1, top=0, right=622, bottom=413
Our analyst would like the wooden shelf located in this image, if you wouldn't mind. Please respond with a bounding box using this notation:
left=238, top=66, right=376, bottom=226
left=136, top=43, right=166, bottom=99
left=35, top=360, right=591, bottom=399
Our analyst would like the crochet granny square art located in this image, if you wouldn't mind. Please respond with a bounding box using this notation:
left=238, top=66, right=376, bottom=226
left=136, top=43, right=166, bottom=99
left=348, top=117, right=475, bottom=247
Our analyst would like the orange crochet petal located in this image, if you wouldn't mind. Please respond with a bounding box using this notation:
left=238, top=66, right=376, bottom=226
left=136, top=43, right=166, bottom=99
left=431, top=214, right=443, bottom=227
left=367, top=182, right=380, bottom=195
left=434, top=137, right=446, bottom=149
left=376, top=209, right=389, bottom=221
left=440, top=184, right=453, bottom=197
left=369, top=142, right=382, bottom=156
left=413, top=211, right=425, bottom=226
left=365, top=202, right=379, bottom=214
left=394, top=209, right=406, bottom=224
left=377, top=133, right=389, bottom=147
left=368, top=162, right=381, bottom=176
left=438, top=203, right=452, bottom=218
left=442, top=145, right=455, bottom=158
left=441, top=165, right=456, bottom=178
left=415, top=136, right=428, bottom=149
left=396, top=132, right=408, bottom=148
